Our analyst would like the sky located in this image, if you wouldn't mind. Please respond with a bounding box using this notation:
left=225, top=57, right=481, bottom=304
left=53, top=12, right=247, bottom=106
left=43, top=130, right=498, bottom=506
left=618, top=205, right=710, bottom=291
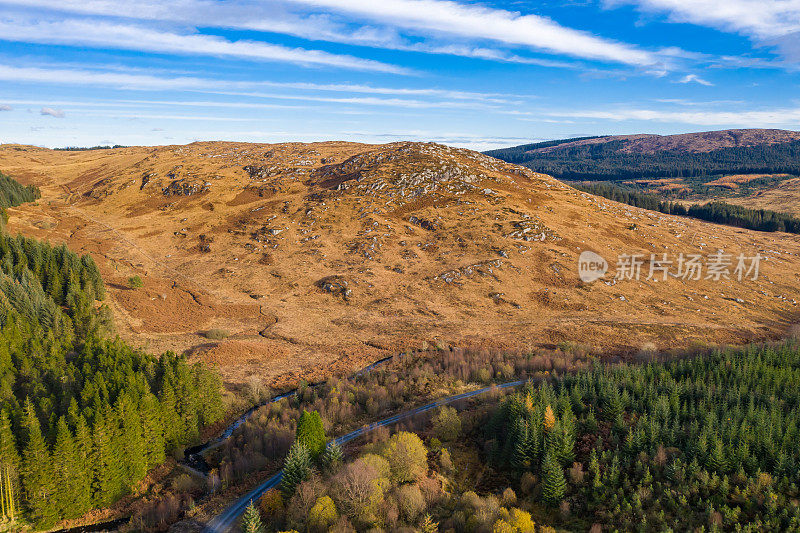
left=1, top=0, right=800, bottom=150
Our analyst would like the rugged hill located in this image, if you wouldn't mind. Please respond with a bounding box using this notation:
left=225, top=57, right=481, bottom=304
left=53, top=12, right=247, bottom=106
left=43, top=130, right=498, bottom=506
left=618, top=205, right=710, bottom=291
left=486, top=129, right=800, bottom=182
left=1, top=141, right=800, bottom=388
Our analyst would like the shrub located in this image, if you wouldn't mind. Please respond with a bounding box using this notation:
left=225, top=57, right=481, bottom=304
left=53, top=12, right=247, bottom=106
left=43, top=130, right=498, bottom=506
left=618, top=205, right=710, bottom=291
left=331, top=459, right=386, bottom=525
left=128, top=275, right=143, bottom=289
left=359, top=453, right=390, bottom=479
left=432, top=406, right=461, bottom=442
left=501, top=487, right=517, bottom=507
left=204, top=328, right=229, bottom=340
left=396, top=484, right=425, bottom=522
left=382, top=432, right=428, bottom=483
left=507, top=508, right=535, bottom=532
left=260, top=489, right=284, bottom=521
left=308, top=496, right=338, bottom=532
left=520, top=472, right=536, bottom=495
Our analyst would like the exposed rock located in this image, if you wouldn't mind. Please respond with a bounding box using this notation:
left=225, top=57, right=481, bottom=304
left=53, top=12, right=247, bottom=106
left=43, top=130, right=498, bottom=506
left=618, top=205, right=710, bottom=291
left=163, top=179, right=210, bottom=197
left=316, top=275, right=352, bottom=300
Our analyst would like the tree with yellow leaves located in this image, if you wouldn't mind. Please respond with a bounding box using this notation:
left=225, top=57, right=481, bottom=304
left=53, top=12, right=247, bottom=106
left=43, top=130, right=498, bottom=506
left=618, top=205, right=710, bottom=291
left=543, top=405, right=556, bottom=432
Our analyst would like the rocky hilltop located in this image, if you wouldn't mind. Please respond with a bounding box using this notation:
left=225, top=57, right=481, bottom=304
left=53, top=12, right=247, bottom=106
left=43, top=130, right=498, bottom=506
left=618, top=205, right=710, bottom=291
left=2, top=141, right=800, bottom=386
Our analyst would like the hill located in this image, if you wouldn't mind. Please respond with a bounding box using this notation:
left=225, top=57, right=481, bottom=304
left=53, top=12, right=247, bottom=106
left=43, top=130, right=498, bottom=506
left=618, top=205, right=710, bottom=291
left=486, top=128, right=800, bottom=183
left=1, top=141, right=800, bottom=388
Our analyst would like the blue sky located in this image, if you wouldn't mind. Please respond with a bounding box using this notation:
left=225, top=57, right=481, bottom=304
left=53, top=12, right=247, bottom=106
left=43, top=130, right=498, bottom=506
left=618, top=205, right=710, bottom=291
left=1, top=0, right=799, bottom=149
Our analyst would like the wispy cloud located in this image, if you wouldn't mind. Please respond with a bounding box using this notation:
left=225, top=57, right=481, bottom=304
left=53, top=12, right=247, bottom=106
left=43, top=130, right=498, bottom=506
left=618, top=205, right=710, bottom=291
left=604, top=0, right=800, bottom=40
left=677, top=74, right=714, bottom=86
left=0, top=64, right=526, bottom=110
left=40, top=106, right=65, bottom=117
left=0, top=104, right=11, bottom=111
left=0, top=0, right=664, bottom=68
left=286, top=0, right=661, bottom=67
left=547, top=105, right=800, bottom=126
left=0, top=16, right=409, bottom=74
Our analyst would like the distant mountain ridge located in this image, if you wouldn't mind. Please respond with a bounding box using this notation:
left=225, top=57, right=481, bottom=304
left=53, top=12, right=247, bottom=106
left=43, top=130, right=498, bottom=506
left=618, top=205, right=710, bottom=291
left=486, top=128, right=800, bottom=181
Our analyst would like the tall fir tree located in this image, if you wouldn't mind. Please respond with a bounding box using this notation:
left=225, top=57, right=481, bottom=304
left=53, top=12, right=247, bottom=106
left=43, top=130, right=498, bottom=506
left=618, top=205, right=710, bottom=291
left=281, top=441, right=311, bottom=499
left=320, top=441, right=343, bottom=473
left=20, top=399, right=58, bottom=527
left=240, top=500, right=265, bottom=533
left=0, top=410, right=19, bottom=478
left=118, top=397, right=147, bottom=488
left=52, top=417, right=91, bottom=519
left=541, top=452, right=567, bottom=506
left=90, top=412, right=124, bottom=507
left=295, top=410, right=327, bottom=460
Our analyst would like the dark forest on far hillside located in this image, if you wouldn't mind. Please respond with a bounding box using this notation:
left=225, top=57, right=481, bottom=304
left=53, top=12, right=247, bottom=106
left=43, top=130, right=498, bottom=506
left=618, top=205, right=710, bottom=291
left=486, top=138, right=800, bottom=181
left=574, top=181, right=800, bottom=233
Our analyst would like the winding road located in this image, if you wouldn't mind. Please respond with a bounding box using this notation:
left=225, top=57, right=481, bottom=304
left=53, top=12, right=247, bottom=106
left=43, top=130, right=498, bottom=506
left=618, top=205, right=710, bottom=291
left=203, top=379, right=526, bottom=533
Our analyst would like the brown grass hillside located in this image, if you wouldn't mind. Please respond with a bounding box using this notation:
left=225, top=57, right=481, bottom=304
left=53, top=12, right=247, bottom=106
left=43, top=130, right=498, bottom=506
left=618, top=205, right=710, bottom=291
left=2, top=141, right=799, bottom=388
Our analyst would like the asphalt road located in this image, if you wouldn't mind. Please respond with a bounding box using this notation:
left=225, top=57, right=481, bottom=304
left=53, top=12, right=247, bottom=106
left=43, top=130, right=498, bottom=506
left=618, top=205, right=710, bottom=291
left=203, top=379, right=525, bottom=533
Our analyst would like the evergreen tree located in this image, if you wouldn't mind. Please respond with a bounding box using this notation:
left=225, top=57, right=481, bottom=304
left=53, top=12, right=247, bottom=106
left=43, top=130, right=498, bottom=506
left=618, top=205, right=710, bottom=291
left=118, top=397, right=147, bottom=487
left=281, top=441, right=311, bottom=499
left=20, top=400, right=58, bottom=527
left=541, top=452, right=567, bottom=506
left=91, top=412, right=124, bottom=507
left=140, top=393, right=166, bottom=468
left=320, top=441, right=343, bottom=473
left=0, top=410, right=19, bottom=478
left=589, top=448, right=602, bottom=491
left=240, top=500, right=265, bottom=533
left=52, top=417, right=91, bottom=519
left=295, top=410, right=327, bottom=460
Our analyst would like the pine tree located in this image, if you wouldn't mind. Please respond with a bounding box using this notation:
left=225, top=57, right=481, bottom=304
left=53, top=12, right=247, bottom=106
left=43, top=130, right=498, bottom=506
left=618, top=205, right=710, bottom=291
left=140, top=393, right=166, bottom=468
left=91, top=412, right=124, bottom=507
left=706, top=436, right=728, bottom=474
left=589, top=448, right=602, bottom=491
left=295, top=410, right=327, bottom=460
left=20, top=399, right=58, bottom=526
left=52, top=417, right=91, bottom=519
left=118, top=397, right=147, bottom=488
left=603, top=387, right=624, bottom=423
left=280, top=441, right=311, bottom=499
left=0, top=410, right=19, bottom=481
left=240, top=500, right=264, bottom=533
left=541, top=452, right=567, bottom=506
left=159, top=380, right=181, bottom=448
left=320, top=441, right=343, bottom=473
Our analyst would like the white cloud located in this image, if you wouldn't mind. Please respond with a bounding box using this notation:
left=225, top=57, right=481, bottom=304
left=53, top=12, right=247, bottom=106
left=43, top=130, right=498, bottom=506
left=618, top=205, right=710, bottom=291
left=40, top=107, right=65, bottom=117
left=0, top=64, right=222, bottom=91
left=0, top=0, right=662, bottom=67
left=677, top=74, right=713, bottom=86
left=0, top=16, right=409, bottom=73
left=0, top=104, right=11, bottom=111
left=547, top=105, right=800, bottom=126
left=285, top=0, right=660, bottom=66
left=605, top=0, right=800, bottom=40
left=0, top=65, right=526, bottom=110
